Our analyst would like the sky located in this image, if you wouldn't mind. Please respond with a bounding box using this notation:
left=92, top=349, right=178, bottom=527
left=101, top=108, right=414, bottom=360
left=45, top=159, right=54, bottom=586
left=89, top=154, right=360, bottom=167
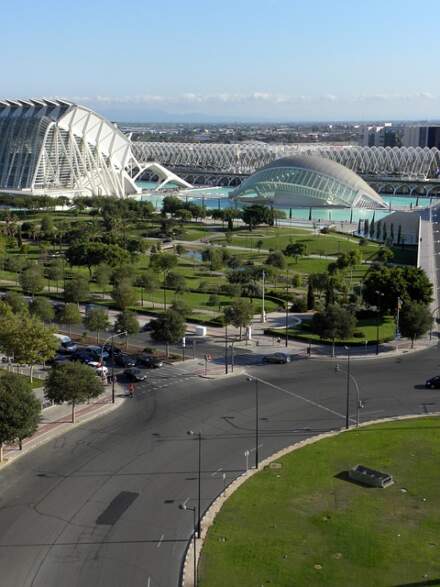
left=2, top=0, right=440, bottom=122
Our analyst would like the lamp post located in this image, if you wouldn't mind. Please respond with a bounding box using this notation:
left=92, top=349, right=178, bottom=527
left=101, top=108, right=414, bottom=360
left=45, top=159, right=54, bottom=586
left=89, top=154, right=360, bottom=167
left=179, top=504, right=197, bottom=587
left=261, top=270, right=266, bottom=323
left=375, top=290, right=384, bottom=355
left=344, top=345, right=350, bottom=429
left=101, top=330, right=127, bottom=403
left=335, top=362, right=362, bottom=427
left=247, top=377, right=259, bottom=469
left=230, top=341, right=235, bottom=373
left=187, top=430, right=202, bottom=538
left=285, top=300, right=289, bottom=348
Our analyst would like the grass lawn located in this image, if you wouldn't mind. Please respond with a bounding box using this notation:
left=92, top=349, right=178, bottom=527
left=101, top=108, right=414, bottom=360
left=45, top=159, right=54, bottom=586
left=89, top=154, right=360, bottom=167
left=268, top=316, right=396, bottom=345
left=199, top=417, right=440, bottom=587
left=0, top=368, right=44, bottom=389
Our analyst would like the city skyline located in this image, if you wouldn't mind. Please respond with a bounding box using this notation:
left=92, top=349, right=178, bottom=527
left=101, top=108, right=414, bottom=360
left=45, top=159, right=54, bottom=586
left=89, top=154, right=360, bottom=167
left=2, top=0, right=440, bottom=121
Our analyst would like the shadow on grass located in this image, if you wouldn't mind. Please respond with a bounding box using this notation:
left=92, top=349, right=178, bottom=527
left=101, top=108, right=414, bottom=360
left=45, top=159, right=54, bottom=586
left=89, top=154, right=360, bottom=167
left=393, top=580, right=440, bottom=586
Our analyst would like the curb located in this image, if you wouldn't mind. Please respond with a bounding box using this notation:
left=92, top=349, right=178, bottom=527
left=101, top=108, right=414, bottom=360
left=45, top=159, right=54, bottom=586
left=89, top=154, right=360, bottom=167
left=180, top=410, right=440, bottom=587
left=1, top=394, right=125, bottom=470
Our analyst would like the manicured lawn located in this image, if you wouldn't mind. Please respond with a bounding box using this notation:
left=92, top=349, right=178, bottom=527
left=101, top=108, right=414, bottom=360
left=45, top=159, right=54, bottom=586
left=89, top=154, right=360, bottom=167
left=0, top=368, right=44, bottom=389
left=268, top=316, right=396, bottom=345
left=199, top=417, right=440, bottom=587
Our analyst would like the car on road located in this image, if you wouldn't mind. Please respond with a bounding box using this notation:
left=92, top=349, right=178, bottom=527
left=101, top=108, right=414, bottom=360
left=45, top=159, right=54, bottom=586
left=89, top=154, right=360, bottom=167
left=141, top=322, right=154, bottom=332
left=425, top=376, right=440, bottom=389
left=72, top=350, right=96, bottom=364
left=262, top=352, right=291, bottom=364
left=114, top=353, right=137, bottom=368
left=85, top=345, right=110, bottom=361
left=47, top=354, right=72, bottom=367
left=124, top=367, right=147, bottom=382
left=136, top=354, right=163, bottom=369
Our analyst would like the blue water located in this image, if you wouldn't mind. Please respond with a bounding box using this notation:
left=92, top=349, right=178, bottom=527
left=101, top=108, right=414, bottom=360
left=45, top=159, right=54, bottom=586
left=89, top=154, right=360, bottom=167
left=136, top=181, right=434, bottom=223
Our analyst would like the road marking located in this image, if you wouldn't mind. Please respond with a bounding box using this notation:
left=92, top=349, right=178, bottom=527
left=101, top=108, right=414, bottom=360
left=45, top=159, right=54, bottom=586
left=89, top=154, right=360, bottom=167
left=157, top=534, right=164, bottom=548
left=247, top=373, right=352, bottom=423
left=211, top=467, right=223, bottom=477
left=147, top=577, right=151, bottom=587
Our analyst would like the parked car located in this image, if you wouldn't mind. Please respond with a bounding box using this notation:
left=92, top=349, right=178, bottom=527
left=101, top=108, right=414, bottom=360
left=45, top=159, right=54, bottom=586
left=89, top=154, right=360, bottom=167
left=124, top=367, right=147, bottom=382
left=136, top=354, right=163, bottom=369
left=114, top=353, right=137, bottom=368
left=85, top=345, right=109, bottom=361
left=141, top=322, right=153, bottom=332
left=72, top=350, right=96, bottom=364
left=262, top=352, right=291, bottom=364
left=47, top=354, right=72, bottom=367
left=425, top=376, right=440, bottom=389
left=59, top=341, right=78, bottom=354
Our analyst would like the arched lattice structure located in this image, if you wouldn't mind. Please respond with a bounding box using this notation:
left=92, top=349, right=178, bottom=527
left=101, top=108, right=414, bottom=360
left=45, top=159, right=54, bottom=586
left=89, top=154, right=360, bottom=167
left=0, top=98, right=143, bottom=198
left=133, top=142, right=440, bottom=179
left=231, top=156, right=387, bottom=209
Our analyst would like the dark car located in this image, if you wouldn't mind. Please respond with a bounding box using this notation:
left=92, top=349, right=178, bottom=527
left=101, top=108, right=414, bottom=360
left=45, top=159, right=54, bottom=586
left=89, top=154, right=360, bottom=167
left=59, top=341, right=78, bottom=354
left=262, top=352, right=291, bottom=364
left=124, top=367, right=147, bottom=382
left=47, top=354, right=72, bottom=367
left=425, top=376, right=440, bottom=389
left=103, top=344, right=124, bottom=358
left=141, top=322, right=153, bottom=332
left=136, top=354, right=163, bottom=369
left=72, top=350, right=96, bottom=364
left=115, top=353, right=137, bottom=368
left=85, top=345, right=109, bottom=361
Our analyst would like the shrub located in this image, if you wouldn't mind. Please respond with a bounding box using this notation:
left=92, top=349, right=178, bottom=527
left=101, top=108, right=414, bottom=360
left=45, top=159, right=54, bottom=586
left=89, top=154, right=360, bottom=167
left=290, top=297, right=307, bottom=312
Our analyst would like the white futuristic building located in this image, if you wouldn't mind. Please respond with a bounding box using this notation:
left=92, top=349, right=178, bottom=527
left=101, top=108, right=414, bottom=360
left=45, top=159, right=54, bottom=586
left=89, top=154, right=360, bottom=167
left=231, top=156, right=388, bottom=209
left=0, top=98, right=191, bottom=198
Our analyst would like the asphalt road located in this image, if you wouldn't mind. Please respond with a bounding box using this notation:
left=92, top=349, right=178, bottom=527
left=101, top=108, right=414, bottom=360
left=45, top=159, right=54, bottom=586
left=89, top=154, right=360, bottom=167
left=1, top=347, right=440, bottom=587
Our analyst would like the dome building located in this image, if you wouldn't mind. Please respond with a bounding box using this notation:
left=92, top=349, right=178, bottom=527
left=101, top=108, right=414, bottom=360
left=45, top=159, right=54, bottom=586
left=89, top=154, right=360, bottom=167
left=231, top=155, right=387, bottom=209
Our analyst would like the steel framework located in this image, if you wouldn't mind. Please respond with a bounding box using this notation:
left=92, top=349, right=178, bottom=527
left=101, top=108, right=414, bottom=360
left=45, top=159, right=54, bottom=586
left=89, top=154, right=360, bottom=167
left=132, top=142, right=440, bottom=179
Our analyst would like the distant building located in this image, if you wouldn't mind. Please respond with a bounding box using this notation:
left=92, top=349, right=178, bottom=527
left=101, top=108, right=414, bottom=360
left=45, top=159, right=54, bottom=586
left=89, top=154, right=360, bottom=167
left=403, top=125, right=440, bottom=149
left=362, top=124, right=400, bottom=148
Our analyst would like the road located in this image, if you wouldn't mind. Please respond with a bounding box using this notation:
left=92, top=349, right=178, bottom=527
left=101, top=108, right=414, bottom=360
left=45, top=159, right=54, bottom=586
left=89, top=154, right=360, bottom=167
left=1, top=347, right=440, bottom=586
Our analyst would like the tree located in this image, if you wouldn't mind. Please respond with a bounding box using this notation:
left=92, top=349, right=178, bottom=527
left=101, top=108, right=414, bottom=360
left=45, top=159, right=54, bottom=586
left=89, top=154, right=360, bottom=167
left=94, top=263, right=112, bottom=296
left=307, top=281, right=315, bottom=310
left=165, top=271, right=187, bottom=295
left=114, top=311, right=140, bottom=348
left=284, top=242, right=307, bottom=263
left=376, top=246, right=394, bottom=264
left=47, top=259, right=64, bottom=292
left=202, top=248, right=224, bottom=271
left=84, top=308, right=109, bottom=343
left=313, top=304, right=357, bottom=345
left=58, top=303, right=82, bottom=335
left=241, top=205, right=272, bottom=231
left=369, top=218, right=375, bottom=239
left=19, top=265, right=45, bottom=299
left=111, top=279, right=138, bottom=310
left=171, top=299, right=192, bottom=317
left=399, top=301, right=432, bottom=348
left=45, top=362, right=103, bottom=422
left=150, top=310, right=186, bottom=344
left=150, top=252, right=178, bottom=273
left=175, top=243, right=186, bottom=256
left=397, top=224, right=402, bottom=246
left=224, top=299, right=254, bottom=339
left=29, top=297, right=55, bottom=323
left=5, top=255, right=27, bottom=285
left=256, top=239, right=264, bottom=252
left=41, top=215, right=55, bottom=239
left=4, top=291, right=28, bottom=314
left=0, top=373, right=41, bottom=461
left=64, top=275, right=90, bottom=306
left=265, top=250, right=287, bottom=270
left=136, top=271, right=159, bottom=306
left=162, top=195, right=184, bottom=215
left=0, top=314, right=58, bottom=381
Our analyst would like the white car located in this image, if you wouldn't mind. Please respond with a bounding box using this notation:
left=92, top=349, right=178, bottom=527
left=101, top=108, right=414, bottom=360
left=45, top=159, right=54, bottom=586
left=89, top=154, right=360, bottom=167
left=88, top=362, right=109, bottom=378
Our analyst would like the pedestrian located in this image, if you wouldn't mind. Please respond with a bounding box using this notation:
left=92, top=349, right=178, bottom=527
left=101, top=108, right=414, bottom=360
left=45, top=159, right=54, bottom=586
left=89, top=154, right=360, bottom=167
left=128, top=383, right=134, bottom=398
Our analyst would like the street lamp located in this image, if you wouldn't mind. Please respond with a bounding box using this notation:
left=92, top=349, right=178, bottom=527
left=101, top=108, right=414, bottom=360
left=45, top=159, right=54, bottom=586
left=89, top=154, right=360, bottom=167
left=179, top=503, right=197, bottom=587
left=344, top=346, right=350, bottom=430
left=261, top=270, right=266, bottom=323
left=247, top=376, right=259, bottom=469
left=101, top=330, right=127, bottom=403
left=375, top=290, right=384, bottom=355
left=335, top=361, right=362, bottom=427
left=187, top=430, right=202, bottom=538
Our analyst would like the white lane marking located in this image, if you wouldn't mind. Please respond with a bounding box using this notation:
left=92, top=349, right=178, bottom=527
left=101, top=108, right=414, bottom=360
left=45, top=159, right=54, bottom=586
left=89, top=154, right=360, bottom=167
left=247, top=373, right=353, bottom=422
left=157, top=534, right=164, bottom=548
left=147, top=578, right=151, bottom=587
left=211, top=467, right=223, bottom=477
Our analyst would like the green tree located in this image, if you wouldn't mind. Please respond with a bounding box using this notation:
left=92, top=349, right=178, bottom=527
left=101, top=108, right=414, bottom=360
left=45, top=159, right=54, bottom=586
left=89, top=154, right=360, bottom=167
left=307, top=281, right=315, bottom=310
left=84, top=308, right=109, bottom=343
left=136, top=271, right=159, bottom=307
left=0, top=314, right=58, bottom=381
left=114, top=311, right=140, bottom=348
left=313, top=304, right=357, bottom=346
left=64, top=275, right=90, bottom=306
left=171, top=299, right=192, bottom=317
left=41, top=215, right=55, bottom=239
left=376, top=246, right=394, bottom=264
left=265, top=250, right=287, bottom=270
left=241, top=205, right=272, bottom=231
left=224, top=299, right=254, bottom=340
left=165, top=271, right=187, bottom=295
left=45, top=362, right=103, bottom=422
left=175, top=243, right=186, bottom=256
left=284, top=242, right=307, bottom=263
left=57, top=303, right=82, bottom=335
left=111, top=279, right=138, bottom=310
left=29, top=297, right=55, bottom=323
left=4, top=291, right=28, bottom=314
left=0, top=373, right=41, bottom=461
left=5, top=255, right=27, bottom=285
left=19, top=265, right=45, bottom=299
left=47, top=259, right=64, bottom=292
left=150, top=310, right=186, bottom=345
left=94, top=263, right=112, bottom=296
left=369, top=218, right=375, bottom=239
left=399, top=301, right=432, bottom=348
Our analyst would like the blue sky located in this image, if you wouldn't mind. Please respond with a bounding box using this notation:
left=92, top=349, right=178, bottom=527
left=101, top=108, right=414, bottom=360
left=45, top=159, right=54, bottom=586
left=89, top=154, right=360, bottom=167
left=2, top=0, right=439, bottom=121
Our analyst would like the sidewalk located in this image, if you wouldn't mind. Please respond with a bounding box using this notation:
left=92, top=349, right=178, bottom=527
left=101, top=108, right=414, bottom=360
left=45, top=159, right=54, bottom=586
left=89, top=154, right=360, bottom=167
left=1, top=384, right=126, bottom=468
